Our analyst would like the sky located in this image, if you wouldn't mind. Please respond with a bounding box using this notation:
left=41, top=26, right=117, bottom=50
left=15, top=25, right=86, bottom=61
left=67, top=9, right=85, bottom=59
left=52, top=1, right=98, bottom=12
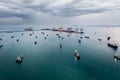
left=0, top=0, right=120, bottom=26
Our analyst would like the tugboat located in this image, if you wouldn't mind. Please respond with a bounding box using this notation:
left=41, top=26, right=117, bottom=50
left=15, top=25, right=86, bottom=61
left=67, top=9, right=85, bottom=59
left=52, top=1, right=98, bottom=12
left=16, top=55, right=23, bottom=63
left=107, top=43, right=118, bottom=49
left=74, top=49, right=80, bottom=61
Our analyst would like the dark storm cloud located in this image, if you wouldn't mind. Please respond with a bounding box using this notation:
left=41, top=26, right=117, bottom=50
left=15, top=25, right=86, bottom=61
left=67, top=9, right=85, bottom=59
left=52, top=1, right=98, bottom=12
left=0, top=0, right=120, bottom=24
left=28, top=0, right=120, bottom=17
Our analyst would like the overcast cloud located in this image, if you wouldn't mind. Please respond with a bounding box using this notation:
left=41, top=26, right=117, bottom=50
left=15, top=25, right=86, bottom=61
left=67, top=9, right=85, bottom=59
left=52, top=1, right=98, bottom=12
left=0, top=0, right=120, bottom=25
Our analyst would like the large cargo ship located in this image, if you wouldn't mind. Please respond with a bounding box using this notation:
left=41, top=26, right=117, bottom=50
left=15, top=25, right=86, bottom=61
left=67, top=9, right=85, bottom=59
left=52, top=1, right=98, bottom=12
left=24, top=27, right=34, bottom=31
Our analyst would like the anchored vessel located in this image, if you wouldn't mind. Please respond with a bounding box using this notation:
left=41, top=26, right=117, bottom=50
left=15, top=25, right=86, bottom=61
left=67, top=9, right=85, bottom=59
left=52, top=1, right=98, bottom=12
left=0, top=44, right=3, bottom=48
left=74, top=49, right=80, bottom=60
left=114, top=53, right=120, bottom=60
left=25, top=27, right=33, bottom=31
left=107, top=43, right=118, bottom=49
left=107, top=37, right=111, bottom=41
left=16, top=55, right=23, bottom=63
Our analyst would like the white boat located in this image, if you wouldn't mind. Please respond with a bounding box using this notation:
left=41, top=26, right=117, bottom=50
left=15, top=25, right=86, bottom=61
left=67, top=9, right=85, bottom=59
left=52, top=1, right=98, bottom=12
left=74, top=49, right=80, bottom=60
left=16, top=55, right=23, bottom=63
left=114, top=53, right=120, bottom=60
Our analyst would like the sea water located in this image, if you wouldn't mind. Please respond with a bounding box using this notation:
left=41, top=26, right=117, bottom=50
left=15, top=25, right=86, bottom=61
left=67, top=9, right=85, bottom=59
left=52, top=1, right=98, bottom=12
left=0, top=25, right=120, bottom=80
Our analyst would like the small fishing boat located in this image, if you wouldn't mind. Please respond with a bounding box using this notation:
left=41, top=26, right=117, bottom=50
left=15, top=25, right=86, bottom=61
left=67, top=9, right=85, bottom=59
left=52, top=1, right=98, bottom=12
left=34, top=41, right=37, bottom=45
left=0, top=38, right=2, bottom=40
left=98, top=39, right=102, bottom=41
left=41, top=32, right=45, bottom=35
left=21, top=33, right=24, bottom=35
left=58, top=36, right=61, bottom=38
left=67, top=35, right=70, bottom=37
left=107, top=43, right=118, bottom=49
left=11, top=36, right=14, bottom=38
left=0, top=44, right=3, bottom=48
left=16, top=55, right=23, bottom=63
left=59, top=43, right=62, bottom=48
left=35, top=36, right=38, bottom=38
left=78, top=39, right=81, bottom=43
left=56, top=34, right=59, bottom=36
left=107, top=37, right=111, bottom=41
left=80, top=37, right=83, bottom=39
left=29, top=34, right=32, bottom=36
left=16, top=39, right=19, bottom=42
left=114, top=54, right=120, bottom=60
left=44, top=37, right=47, bottom=39
left=74, top=49, right=80, bottom=60
left=84, top=36, right=89, bottom=39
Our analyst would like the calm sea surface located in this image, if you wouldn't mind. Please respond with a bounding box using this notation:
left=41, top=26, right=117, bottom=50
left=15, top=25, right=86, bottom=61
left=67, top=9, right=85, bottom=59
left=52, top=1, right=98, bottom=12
left=0, top=26, right=120, bottom=80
